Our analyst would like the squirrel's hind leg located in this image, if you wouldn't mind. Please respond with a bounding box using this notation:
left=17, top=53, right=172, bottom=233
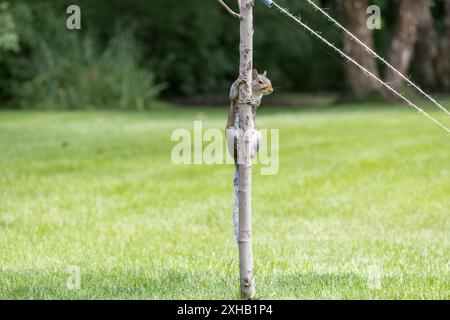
left=226, top=100, right=238, bottom=129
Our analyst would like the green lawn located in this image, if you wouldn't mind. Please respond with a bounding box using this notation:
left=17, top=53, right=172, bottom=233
left=0, top=104, right=449, bottom=299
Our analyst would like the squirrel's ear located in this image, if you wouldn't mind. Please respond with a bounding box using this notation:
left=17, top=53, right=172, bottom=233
left=252, top=69, right=258, bottom=79
left=263, top=70, right=267, bottom=77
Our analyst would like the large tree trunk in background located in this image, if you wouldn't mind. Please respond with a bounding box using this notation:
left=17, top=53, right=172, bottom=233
left=338, top=0, right=381, bottom=94
left=414, top=4, right=438, bottom=90
left=437, top=0, right=450, bottom=91
left=384, top=0, right=427, bottom=89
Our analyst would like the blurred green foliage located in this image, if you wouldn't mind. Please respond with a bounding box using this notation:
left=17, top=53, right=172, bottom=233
left=0, top=0, right=447, bottom=109
left=0, top=2, right=19, bottom=53
left=0, top=0, right=164, bottom=109
left=21, top=22, right=165, bottom=110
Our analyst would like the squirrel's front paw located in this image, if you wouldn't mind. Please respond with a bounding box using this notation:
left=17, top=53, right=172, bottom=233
left=246, top=97, right=258, bottom=107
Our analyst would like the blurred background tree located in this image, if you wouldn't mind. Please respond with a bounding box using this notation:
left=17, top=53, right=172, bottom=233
left=0, top=0, right=449, bottom=109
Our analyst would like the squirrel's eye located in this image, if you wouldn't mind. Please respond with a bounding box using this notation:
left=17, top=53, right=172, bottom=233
left=259, top=80, right=263, bottom=85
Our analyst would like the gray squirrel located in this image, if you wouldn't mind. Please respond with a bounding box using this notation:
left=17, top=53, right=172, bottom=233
left=226, top=69, right=273, bottom=129
left=225, top=69, right=273, bottom=243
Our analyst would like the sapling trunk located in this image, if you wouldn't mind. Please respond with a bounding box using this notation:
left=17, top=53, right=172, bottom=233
left=237, top=0, right=255, bottom=300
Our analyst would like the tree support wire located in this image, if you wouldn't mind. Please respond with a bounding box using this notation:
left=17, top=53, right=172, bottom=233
left=269, top=1, right=450, bottom=133
left=304, top=0, right=450, bottom=118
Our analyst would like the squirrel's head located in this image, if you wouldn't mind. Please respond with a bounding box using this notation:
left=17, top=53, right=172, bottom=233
left=252, top=69, right=273, bottom=96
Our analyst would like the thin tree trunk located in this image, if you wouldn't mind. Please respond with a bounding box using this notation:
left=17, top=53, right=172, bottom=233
left=438, top=0, right=450, bottom=91
left=384, top=0, right=427, bottom=89
left=237, top=0, right=255, bottom=300
left=414, top=4, right=438, bottom=90
left=338, top=0, right=381, bottom=94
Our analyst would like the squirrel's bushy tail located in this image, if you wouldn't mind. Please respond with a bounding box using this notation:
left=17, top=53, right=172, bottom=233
left=230, top=130, right=261, bottom=244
